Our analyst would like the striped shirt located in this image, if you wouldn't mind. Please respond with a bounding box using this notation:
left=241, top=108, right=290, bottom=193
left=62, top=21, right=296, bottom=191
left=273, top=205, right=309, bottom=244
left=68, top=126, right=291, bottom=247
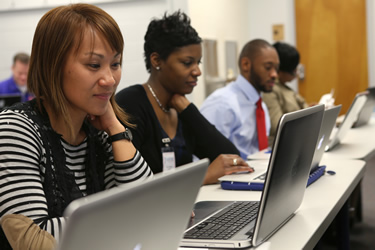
left=0, top=109, right=153, bottom=241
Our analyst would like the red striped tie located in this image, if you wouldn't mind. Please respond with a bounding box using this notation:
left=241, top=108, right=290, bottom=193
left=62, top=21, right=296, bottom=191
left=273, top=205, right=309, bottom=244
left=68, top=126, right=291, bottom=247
left=256, top=98, right=268, bottom=150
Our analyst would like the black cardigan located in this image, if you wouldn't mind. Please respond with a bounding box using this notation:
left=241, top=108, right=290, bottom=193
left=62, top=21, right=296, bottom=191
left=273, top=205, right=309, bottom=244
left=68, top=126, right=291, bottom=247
left=115, top=84, right=239, bottom=174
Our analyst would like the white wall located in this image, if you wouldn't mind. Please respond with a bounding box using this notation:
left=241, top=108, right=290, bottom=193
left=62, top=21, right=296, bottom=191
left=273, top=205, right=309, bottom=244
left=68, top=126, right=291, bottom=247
left=1, top=0, right=374, bottom=103
left=188, top=0, right=297, bottom=107
left=247, top=0, right=296, bottom=45
left=187, top=0, right=251, bottom=107
left=0, top=0, right=189, bottom=93
left=0, top=8, right=41, bottom=80
left=247, top=0, right=298, bottom=91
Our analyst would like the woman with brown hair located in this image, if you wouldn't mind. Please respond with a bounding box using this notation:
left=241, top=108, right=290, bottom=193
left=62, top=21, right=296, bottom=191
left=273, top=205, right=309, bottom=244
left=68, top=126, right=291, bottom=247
left=0, top=4, right=152, bottom=249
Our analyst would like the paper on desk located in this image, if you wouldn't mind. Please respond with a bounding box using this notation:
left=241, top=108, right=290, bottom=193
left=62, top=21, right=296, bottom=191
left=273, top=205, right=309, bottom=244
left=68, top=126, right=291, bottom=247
left=319, top=89, right=335, bottom=109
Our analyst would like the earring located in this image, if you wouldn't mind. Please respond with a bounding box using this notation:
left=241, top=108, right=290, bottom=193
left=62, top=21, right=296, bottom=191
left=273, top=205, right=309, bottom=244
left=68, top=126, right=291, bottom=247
left=156, top=66, right=160, bottom=71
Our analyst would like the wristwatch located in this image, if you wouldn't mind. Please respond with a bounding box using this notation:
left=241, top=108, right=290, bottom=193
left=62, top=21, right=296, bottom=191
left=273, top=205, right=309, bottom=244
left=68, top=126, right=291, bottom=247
left=107, top=128, right=133, bottom=143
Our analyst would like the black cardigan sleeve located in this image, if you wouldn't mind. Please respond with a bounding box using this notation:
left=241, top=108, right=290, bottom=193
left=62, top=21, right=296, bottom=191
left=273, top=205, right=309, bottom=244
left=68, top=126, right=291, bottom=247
left=115, top=85, right=147, bottom=150
left=115, top=85, right=164, bottom=174
left=179, top=103, right=240, bottom=163
left=116, top=85, right=241, bottom=172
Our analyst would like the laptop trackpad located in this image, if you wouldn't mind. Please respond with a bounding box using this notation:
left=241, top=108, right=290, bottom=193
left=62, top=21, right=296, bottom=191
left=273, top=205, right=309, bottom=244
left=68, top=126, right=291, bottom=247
left=187, top=201, right=234, bottom=228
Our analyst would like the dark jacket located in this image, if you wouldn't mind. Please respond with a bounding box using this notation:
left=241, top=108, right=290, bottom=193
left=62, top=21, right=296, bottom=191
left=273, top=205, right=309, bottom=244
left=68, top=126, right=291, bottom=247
left=115, top=84, right=240, bottom=174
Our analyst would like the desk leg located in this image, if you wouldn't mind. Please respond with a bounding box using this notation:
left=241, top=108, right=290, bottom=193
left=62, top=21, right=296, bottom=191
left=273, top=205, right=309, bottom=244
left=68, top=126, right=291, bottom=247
left=337, top=201, right=350, bottom=250
left=349, top=181, right=363, bottom=225
left=313, top=201, right=350, bottom=250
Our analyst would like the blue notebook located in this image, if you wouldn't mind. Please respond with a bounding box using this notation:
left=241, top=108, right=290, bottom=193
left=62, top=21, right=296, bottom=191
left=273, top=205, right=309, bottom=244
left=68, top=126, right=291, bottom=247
left=221, top=165, right=326, bottom=191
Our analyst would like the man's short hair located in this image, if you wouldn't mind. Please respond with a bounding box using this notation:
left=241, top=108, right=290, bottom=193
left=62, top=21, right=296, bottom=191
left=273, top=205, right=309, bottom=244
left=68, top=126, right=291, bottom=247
left=13, top=52, right=30, bottom=65
left=238, top=39, right=273, bottom=68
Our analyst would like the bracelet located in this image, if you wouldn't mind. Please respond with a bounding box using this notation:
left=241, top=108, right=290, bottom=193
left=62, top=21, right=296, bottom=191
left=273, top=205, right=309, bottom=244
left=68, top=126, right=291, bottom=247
left=107, top=128, right=133, bottom=143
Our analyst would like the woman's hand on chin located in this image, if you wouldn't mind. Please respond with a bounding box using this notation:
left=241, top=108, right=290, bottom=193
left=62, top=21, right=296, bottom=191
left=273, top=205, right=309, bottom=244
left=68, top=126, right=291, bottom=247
left=87, top=102, right=122, bottom=135
left=169, top=94, right=190, bottom=113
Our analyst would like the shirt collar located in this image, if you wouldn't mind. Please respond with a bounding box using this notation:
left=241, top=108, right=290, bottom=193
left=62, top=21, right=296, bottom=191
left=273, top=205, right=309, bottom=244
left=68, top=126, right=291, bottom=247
left=233, top=74, right=261, bottom=104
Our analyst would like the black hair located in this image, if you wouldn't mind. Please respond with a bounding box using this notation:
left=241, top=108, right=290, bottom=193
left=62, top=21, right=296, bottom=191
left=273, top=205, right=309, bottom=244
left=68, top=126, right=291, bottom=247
left=273, top=42, right=300, bottom=74
left=143, top=10, right=202, bottom=72
left=238, top=39, right=273, bottom=68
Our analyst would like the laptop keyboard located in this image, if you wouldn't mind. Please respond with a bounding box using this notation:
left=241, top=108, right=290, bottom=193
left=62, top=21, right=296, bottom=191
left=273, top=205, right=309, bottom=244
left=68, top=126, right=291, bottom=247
left=184, top=201, right=259, bottom=240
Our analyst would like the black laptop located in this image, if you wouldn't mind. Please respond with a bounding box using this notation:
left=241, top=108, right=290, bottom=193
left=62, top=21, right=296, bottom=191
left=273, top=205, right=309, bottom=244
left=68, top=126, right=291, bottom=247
left=0, top=94, right=22, bottom=109
left=181, top=104, right=325, bottom=248
left=219, top=105, right=341, bottom=190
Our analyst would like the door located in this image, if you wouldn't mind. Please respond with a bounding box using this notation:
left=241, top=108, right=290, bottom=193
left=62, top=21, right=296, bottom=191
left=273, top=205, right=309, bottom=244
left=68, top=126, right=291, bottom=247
left=295, top=0, right=368, bottom=114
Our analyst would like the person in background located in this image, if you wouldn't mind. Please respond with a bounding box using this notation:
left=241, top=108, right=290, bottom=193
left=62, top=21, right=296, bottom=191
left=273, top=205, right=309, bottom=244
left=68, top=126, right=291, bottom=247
left=0, top=4, right=152, bottom=250
left=0, top=52, right=34, bottom=102
left=116, top=11, right=252, bottom=185
left=262, top=42, right=309, bottom=146
left=200, top=39, right=279, bottom=159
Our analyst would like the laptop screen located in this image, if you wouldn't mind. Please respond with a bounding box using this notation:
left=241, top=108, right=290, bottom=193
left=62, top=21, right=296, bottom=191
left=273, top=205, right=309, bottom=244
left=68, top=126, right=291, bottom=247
left=58, top=159, right=209, bottom=250
left=0, top=94, right=22, bottom=108
left=353, top=87, right=375, bottom=127
left=253, top=104, right=324, bottom=245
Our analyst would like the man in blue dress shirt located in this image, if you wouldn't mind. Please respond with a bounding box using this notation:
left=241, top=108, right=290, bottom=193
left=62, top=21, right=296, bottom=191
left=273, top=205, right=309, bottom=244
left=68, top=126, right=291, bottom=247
left=200, top=39, right=279, bottom=159
left=0, top=52, right=33, bottom=102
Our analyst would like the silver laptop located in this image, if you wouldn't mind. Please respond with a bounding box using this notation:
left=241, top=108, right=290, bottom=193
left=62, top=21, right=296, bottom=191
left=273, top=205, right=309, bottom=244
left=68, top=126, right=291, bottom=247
left=352, top=87, right=375, bottom=128
left=181, top=104, right=324, bottom=248
left=57, top=159, right=209, bottom=250
left=220, top=105, right=341, bottom=187
left=325, top=92, right=368, bottom=151
left=310, top=105, right=342, bottom=170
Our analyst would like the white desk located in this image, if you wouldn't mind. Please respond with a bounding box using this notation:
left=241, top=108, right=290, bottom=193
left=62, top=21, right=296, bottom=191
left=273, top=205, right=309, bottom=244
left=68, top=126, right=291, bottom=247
left=324, top=117, right=375, bottom=161
left=179, top=158, right=366, bottom=250
left=248, top=117, right=375, bottom=162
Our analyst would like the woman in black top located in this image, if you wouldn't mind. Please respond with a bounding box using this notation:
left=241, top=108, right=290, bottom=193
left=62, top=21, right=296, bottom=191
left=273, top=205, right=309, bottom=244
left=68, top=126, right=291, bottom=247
left=116, top=11, right=252, bottom=184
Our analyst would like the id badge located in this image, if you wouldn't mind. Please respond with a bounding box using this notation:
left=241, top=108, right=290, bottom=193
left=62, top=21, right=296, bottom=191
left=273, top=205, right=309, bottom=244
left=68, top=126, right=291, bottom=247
left=161, top=138, right=175, bottom=172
